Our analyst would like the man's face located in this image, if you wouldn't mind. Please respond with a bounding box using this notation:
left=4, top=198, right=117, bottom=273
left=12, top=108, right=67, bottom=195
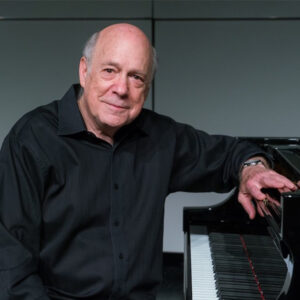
left=79, top=26, right=152, bottom=135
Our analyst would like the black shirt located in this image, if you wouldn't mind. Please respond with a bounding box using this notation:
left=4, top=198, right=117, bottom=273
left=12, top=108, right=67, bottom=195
left=0, top=85, right=266, bottom=300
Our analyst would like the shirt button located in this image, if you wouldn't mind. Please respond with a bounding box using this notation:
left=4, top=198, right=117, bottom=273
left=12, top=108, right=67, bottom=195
left=114, top=183, right=119, bottom=190
left=119, top=253, right=124, bottom=260
left=114, top=220, right=120, bottom=227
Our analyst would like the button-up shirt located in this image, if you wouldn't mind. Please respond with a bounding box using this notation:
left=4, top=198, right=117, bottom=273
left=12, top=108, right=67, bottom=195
left=0, top=84, right=266, bottom=299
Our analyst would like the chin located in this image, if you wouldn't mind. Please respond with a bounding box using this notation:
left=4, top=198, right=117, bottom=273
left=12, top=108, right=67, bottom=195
left=104, top=119, right=128, bottom=130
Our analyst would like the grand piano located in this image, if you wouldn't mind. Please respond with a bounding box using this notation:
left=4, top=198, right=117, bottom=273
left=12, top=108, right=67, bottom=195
left=183, top=138, right=300, bottom=300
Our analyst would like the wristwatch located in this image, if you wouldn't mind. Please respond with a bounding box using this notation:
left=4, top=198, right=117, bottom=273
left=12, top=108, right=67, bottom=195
left=242, top=159, right=265, bottom=168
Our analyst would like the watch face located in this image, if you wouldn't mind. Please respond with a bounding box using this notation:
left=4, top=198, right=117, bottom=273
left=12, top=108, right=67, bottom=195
left=243, top=159, right=263, bottom=167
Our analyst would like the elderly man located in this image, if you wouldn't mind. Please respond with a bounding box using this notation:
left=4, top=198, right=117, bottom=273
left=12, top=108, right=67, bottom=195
left=0, top=23, right=296, bottom=300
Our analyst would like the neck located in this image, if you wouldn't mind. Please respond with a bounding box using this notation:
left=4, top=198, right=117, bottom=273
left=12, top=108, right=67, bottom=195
left=93, top=130, right=115, bottom=145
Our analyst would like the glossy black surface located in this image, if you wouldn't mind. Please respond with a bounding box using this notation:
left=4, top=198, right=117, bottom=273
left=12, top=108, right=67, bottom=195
left=157, top=253, right=184, bottom=300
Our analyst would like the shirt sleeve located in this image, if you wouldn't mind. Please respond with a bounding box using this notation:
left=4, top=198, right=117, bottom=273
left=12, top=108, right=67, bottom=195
left=0, top=133, right=50, bottom=299
left=168, top=122, right=269, bottom=193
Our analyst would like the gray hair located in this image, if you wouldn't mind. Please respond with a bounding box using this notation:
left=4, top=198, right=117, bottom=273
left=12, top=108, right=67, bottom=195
left=82, top=32, right=100, bottom=67
left=82, top=31, right=158, bottom=83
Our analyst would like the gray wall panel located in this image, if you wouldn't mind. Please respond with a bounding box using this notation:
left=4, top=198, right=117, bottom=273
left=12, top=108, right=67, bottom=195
left=0, top=0, right=152, bottom=19
left=154, top=0, right=300, bottom=19
left=155, top=20, right=300, bottom=136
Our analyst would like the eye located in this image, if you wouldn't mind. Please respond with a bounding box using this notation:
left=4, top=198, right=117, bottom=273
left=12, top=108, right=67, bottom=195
left=131, top=74, right=144, bottom=82
left=104, top=68, right=114, bottom=73
left=101, top=68, right=116, bottom=79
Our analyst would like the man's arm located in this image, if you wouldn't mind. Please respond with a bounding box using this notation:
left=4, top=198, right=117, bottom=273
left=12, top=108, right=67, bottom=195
left=238, top=156, right=298, bottom=219
left=0, top=133, right=50, bottom=299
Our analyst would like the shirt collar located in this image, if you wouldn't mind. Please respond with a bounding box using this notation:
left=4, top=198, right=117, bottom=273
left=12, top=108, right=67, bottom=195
left=57, top=84, right=150, bottom=137
left=57, top=84, right=86, bottom=136
left=129, top=109, right=151, bottom=136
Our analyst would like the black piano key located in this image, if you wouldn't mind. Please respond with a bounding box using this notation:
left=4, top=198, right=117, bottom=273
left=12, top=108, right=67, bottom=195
left=243, top=234, right=287, bottom=300
left=209, top=233, right=261, bottom=299
left=209, top=232, right=286, bottom=300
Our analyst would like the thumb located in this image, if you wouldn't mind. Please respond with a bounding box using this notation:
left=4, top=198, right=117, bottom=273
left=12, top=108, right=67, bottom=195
left=238, top=191, right=256, bottom=219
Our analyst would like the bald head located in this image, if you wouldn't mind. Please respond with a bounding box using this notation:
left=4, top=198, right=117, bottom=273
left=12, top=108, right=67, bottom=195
left=82, top=23, right=157, bottom=83
left=78, top=23, right=156, bottom=141
left=101, top=23, right=150, bottom=45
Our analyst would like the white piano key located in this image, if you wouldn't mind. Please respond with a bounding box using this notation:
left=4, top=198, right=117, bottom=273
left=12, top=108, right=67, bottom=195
left=190, top=233, right=219, bottom=300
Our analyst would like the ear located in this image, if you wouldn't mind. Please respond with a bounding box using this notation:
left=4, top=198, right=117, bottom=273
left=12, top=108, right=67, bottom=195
left=79, top=56, right=88, bottom=88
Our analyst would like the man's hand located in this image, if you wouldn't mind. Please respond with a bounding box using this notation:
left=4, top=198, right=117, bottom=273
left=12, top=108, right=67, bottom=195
left=238, top=157, right=298, bottom=219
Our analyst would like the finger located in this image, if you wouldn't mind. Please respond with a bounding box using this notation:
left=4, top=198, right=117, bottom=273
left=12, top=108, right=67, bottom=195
left=259, top=173, right=297, bottom=190
left=238, top=192, right=256, bottom=219
left=255, top=200, right=264, bottom=217
left=244, top=183, right=268, bottom=201
left=266, top=196, right=280, bottom=206
left=278, top=186, right=295, bottom=193
left=268, top=199, right=281, bottom=216
left=257, top=194, right=281, bottom=216
left=245, top=177, right=296, bottom=201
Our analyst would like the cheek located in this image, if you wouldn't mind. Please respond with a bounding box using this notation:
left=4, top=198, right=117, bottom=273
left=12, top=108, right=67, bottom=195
left=130, top=98, right=145, bottom=118
left=131, top=88, right=147, bottom=104
left=88, top=75, right=111, bottom=94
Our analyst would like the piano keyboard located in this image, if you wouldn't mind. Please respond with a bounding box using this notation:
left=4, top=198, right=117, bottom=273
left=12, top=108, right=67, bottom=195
left=190, top=229, right=287, bottom=300
left=190, top=233, right=218, bottom=300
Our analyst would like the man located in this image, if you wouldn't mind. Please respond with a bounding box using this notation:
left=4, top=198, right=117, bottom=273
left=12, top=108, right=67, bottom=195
left=0, top=23, right=296, bottom=299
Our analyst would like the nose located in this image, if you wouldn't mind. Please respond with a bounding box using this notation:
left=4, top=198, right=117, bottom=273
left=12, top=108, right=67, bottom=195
left=113, top=74, right=129, bottom=98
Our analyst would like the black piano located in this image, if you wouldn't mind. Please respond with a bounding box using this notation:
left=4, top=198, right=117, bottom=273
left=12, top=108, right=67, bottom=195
left=183, top=138, right=300, bottom=300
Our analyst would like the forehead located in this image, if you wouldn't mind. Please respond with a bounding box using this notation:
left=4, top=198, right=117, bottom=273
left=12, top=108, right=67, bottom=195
left=91, top=30, right=151, bottom=73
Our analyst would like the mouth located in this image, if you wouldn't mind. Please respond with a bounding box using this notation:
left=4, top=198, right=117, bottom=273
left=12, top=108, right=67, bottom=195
left=104, top=101, right=129, bottom=110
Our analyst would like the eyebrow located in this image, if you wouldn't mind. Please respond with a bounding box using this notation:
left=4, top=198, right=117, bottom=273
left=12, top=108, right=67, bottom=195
left=102, top=61, right=120, bottom=69
left=102, top=62, right=147, bottom=78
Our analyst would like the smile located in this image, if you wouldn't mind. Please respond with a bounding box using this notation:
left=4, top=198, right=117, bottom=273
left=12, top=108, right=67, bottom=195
left=105, top=102, right=129, bottom=110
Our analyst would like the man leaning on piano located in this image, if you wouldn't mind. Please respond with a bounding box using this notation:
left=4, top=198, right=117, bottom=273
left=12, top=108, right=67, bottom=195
left=0, top=23, right=299, bottom=300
